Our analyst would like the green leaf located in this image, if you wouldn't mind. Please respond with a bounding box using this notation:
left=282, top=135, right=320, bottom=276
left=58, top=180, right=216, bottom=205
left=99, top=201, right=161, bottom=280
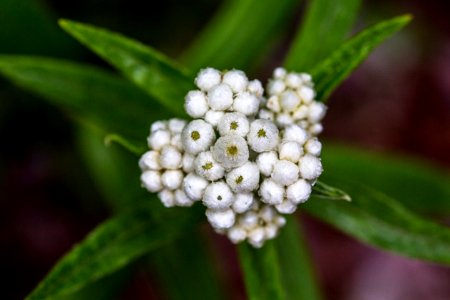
left=181, top=0, right=300, bottom=70
left=59, top=19, right=193, bottom=116
left=304, top=178, right=450, bottom=264
left=312, top=181, right=352, bottom=201
left=104, top=133, right=145, bottom=156
left=285, top=0, right=361, bottom=71
left=311, top=14, right=412, bottom=101
left=275, top=216, right=322, bottom=300
left=0, top=56, right=167, bottom=144
left=322, top=143, right=450, bottom=216
left=238, top=241, right=285, bottom=300
left=26, top=204, right=199, bottom=300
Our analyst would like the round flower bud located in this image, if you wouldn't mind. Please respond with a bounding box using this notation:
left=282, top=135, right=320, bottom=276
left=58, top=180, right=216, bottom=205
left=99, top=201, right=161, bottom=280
left=195, top=68, right=221, bottom=91
left=267, top=96, right=281, bottom=113
left=279, top=141, right=303, bottom=163
left=259, top=179, right=284, bottom=205
left=275, top=199, right=297, bottom=214
left=283, top=124, right=308, bottom=145
left=292, top=105, right=309, bottom=120
left=141, top=170, right=162, bottom=192
left=275, top=215, right=286, bottom=227
left=301, top=73, right=312, bottom=83
left=273, top=67, right=287, bottom=79
left=182, top=153, right=195, bottom=173
left=151, top=120, right=167, bottom=132
left=194, top=151, right=225, bottom=181
left=298, top=154, right=323, bottom=180
left=267, top=79, right=286, bottom=95
left=212, top=134, right=249, bottom=169
left=228, top=226, right=247, bottom=243
left=280, top=90, right=301, bottom=112
left=161, top=170, right=183, bottom=190
left=247, top=119, right=279, bottom=153
left=170, top=133, right=183, bottom=150
left=247, top=79, right=264, bottom=96
left=305, top=138, right=322, bottom=156
left=286, top=179, right=311, bottom=204
left=158, top=189, right=175, bottom=207
left=148, top=129, right=171, bottom=151
left=203, top=181, right=234, bottom=209
left=168, top=118, right=187, bottom=133
left=258, top=109, right=274, bottom=121
left=185, top=91, right=209, bottom=118
left=239, top=211, right=258, bottom=230
left=183, top=173, right=209, bottom=201
left=204, top=110, right=225, bottom=127
left=259, top=205, right=276, bottom=223
left=308, top=102, right=327, bottom=123
left=139, top=150, right=161, bottom=171
left=218, top=112, right=250, bottom=137
left=206, top=208, right=235, bottom=229
left=285, top=73, right=303, bottom=89
left=159, top=145, right=182, bottom=169
left=232, top=193, right=254, bottom=213
left=233, top=92, right=260, bottom=116
left=272, top=160, right=299, bottom=186
left=265, top=224, right=279, bottom=240
left=309, top=123, right=323, bottom=135
left=255, top=151, right=278, bottom=177
left=276, top=113, right=294, bottom=127
left=248, top=227, right=265, bottom=248
left=207, top=84, right=233, bottom=111
left=174, top=189, right=194, bottom=207
left=226, top=162, right=260, bottom=193
left=223, top=69, right=248, bottom=92
left=181, top=120, right=215, bottom=155
left=299, top=86, right=315, bottom=103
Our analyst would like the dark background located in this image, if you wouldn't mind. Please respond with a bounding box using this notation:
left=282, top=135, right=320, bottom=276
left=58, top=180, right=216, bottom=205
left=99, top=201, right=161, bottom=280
left=1, top=0, right=449, bottom=299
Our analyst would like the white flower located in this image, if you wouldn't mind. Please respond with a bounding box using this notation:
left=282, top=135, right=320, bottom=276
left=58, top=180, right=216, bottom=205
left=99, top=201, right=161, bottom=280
left=183, top=173, right=209, bottom=201
left=265, top=224, right=279, bottom=239
left=258, top=205, right=276, bottom=223
left=141, top=170, right=162, bottom=192
left=299, top=86, right=315, bottom=103
left=170, top=133, right=183, bottom=150
left=259, top=179, right=284, bottom=205
left=204, top=110, right=225, bottom=127
left=298, top=154, right=323, bottom=180
left=202, top=181, right=234, bottom=210
left=239, top=211, right=259, bottom=229
left=304, top=138, right=322, bottom=156
left=161, top=170, right=183, bottom=190
left=151, top=120, right=167, bottom=132
left=232, top=193, right=254, bottom=213
left=233, top=92, right=260, bottom=116
left=194, top=151, right=225, bottom=181
left=182, top=153, right=195, bottom=173
left=275, top=199, right=297, bottom=214
left=279, top=141, right=303, bottom=163
left=206, top=208, right=236, bottom=229
left=248, top=227, right=266, bottom=248
left=276, top=113, right=294, bottom=127
left=159, top=145, right=182, bottom=170
left=271, top=160, right=299, bottom=186
left=247, top=119, right=279, bottom=153
left=174, top=189, right=194, bottom=207
left=280, top=90, right=301, bottom=112
left=195, top=67, right=222, bottom=91
left=147, top=129, right=171, bottom=151
left=212, top=134, right=249, bottom=169
left=267, top=79, right=286, bottom=95
left=185, top=90, right=209, bottom=118
left=218, top=112, right=250, bottom=137
left=258, top=109, right=275, bottom=121
left=223, top=69, right=248, bottom=93
left=181, top=119, right=215, bottom=155
left=308, top=102, right=327, bottom=123
left=256, top=151, right=278, bottom=176
left=273, top=67, right=287, bottom=79
left=247, top=79, right=264, bottom=97
left=158, top=189, right=175, bottom=208
left=207, top=83, right=233, bottom=111
left=309, top=123, right=323, bottom=135
left=227, top=226, right=247, bottom=243
left=286, top=179, right=311, bottom=204
left=226, top=162, right=260, bottom=193
left=168, top=118, right=187, bottom=133
left=285, top=73, right=303, bottom=89
left=283, top=124, right=307, bottom=145
left=139, top=150, right=161, bottom=171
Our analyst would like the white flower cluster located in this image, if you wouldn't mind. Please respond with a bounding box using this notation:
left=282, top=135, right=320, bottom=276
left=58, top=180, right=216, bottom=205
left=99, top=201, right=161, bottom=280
left=139, top=67, right=326, bottom=248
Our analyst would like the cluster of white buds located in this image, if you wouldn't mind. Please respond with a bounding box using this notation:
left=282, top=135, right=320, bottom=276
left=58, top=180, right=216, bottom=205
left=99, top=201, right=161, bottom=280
left=261, top=67, right=327, bottom=136
left=139, top=67, right=326, bottom=248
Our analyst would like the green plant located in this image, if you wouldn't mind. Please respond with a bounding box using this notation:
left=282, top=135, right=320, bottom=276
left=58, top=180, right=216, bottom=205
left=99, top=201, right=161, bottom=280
left=1, top=1, right=450, bottom=299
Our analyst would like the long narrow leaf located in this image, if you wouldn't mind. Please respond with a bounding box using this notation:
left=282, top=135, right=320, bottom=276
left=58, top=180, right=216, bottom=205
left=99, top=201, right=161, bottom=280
left=285, top=0, right=361, bottom=71
left=238, top=241, right=285, bottom=300
left=0, top=56, right=166, bottom=144
left=181, top=0, right=300, bottom=70
left=304, top=178, right=450, bottom=264
left=312, top=14, right=412, bottom=101
left=26, top=204, right=200, bottom=300
left=59, top=19, right=193, bottom=117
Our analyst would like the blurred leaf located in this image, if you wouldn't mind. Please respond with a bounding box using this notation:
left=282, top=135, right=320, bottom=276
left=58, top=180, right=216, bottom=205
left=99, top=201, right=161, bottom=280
left=322, top=143, right=450, bottom=216
left=238, top=241, right=285, bottom=300
left=181, top=0, right=300, bottom=71
left=312, top=181, right=352, bottom=201
left=285, top=0, right=361, bottom=71
left=59, top=19, right=193, bottom=116
left=27, top=204, right=199, bottom=300
left=0, top=56, right=167, bottom=144
left=275, top=216, right=322, bottom=300
left=311, top=14, right=412, bottom=101
left=149, top=232, right=226, bottom=300
left=305, top=178, right=450, bottom=264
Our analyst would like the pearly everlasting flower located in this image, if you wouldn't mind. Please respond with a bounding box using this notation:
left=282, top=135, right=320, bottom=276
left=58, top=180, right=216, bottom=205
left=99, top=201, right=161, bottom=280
left=218, top=112, right=250, bottom=137
left=161, top=170, right=183, bottom=190
left=141, top=170, right=162, bottom=193
left=185, top=90, right=209, bottom=118
left=181, top=119, right=215, bottom=155
left=183, top=173, right=209, bottom=201
left=279, top=141, right=303, bottom=163
left=232, top=193, right=255, bottom=213
left=212, top=134, right=249, bottom=169
left=305, top=138, right=322, bottom=156
left=147, top=129, right=171, bottom=151
left=247, top=119, right=279, bottom=153
left=206, top=208, right=236, bottom=230
left=256, top=151, right=278, bottom=176
left=159, top=145, right=182, bottom=170
left=204, top=110, right=225, bottom=127
left=259, top=179, right=284, bottom=205
left=286, top=179, right=311, bottom=204
left=298, top=154, right=323, bottom=180
left=208, top=83, right=234, bottom=111
left=139, top=150, right=161, bottom=171
left=222, top=69, right=248, bottom=93
left=202, top=181, right=234, bottom=210
left=271, top=160, right=299, bottom=186
left=226, top=162, right=260, bottom=193
left=194, top=151, right=225, bottom=181
left=195, top=67, right=222, bottom=91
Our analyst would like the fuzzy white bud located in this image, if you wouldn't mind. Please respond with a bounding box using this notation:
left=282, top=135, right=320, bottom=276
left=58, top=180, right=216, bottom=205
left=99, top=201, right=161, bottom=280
left=181, top=120, right=215, bottom=155
left=275, top=199, right=297, bottom=214
left=139, top=150, right=161, bottom=171
left=247, top=79, right=264, bottom=96
left=218, top=112, right=250, bottom=137
left=161, top=170, right=183, bottom=190
left=194, top=151, right=225, bottom=181
left=195, top=68, right=221, bottom=91
left=207, top=84, right=233, bottom=111
left=204, top=110, right=225, bottom=127
left=268, top=79, right=286, bottom=95
left=258, top=109, right=275, bottom=121
left=233, top=92, right=260, bottom=116
left=280, top=90, right=301, bottom=112
left=305, top=138, right=322, bottom=156
left=285, top=73, right=303, bottom=89
left=255, top=151, right=278, bottom=177
left=168, top=118, right=187, bottom=133
left=298, top=154, right=323, bottom=180
left=248, top=227, right=265, bottom=248
left=232, top=193, right=254, bottom=213
left=185, top=91, right=209, bottom=118
left=273, top=67, right=287, bottom=79
left=174, top=189, right=194, bottom=207
left=212, top=134, right=249, bottom=169
left=203, top=181, right=234, bottom=209
left=148, top=129, right=171, bottom=151
left=308, top=102, right=327, bottom=123
left=272, top=160, right=299, bottom=186
left=158, top=189, right=175, bottom=207
left=247, top=119, right=279, bottom=153
left=150, top=120, right=167, bottom=132
left=279, top=141, right=303, bottom=163
left=259, top=179, right=284, bottom=205
left=183, top=173, right=209, bottom=201
left=223, top=69, right=248, bottom=92
left=283, top=124, right=308, bottom=145
left=286, top=179, right=311, bottom=204
left=227, top=226, right=247, bottom=243
left=182, top=153, right=195, bottom=173
left=206, top=208, right=236, bottom=229
left=239, top=211, right=259, bottom=230
left=226, top=162, right=260, bottom=193
left=159, top=145, right=182, bottom=170
left=141, top=170, right=162, bottom=192
left=299, top=86, right=315, bottom=103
